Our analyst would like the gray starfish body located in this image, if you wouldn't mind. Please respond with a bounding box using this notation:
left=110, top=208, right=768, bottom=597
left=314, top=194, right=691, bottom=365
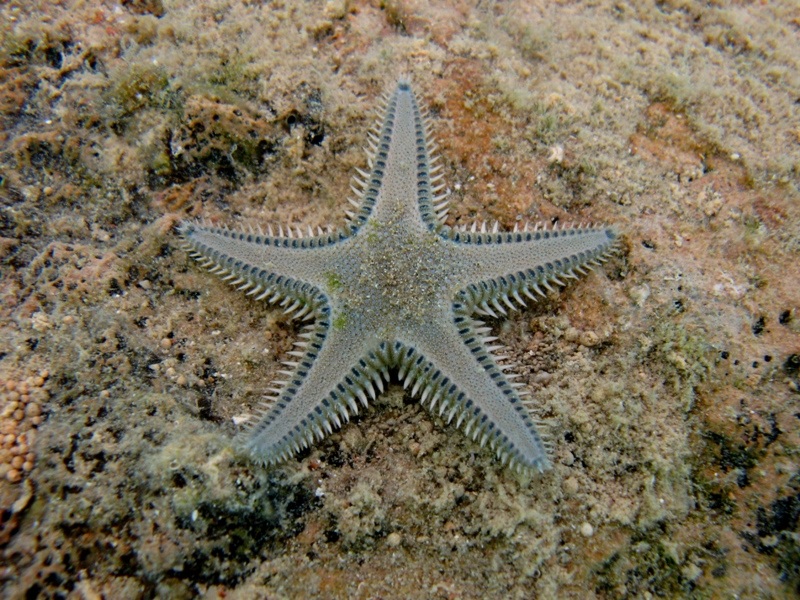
left=180, top=80, right=617, bottom=474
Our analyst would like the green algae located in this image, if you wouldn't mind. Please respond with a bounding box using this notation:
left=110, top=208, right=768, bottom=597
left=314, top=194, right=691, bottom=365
left=106, top=63, right=176, bottom=122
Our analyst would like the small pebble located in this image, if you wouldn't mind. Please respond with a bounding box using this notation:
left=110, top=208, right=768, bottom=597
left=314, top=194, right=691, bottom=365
left=563, top=477, right=579, bottom=495
left=6, top=468, right=22, bottom=483
left=547, top=145, right=564, bottom=164
left=580, top=522, right=594, bottom=537
left=386, top=532, right=402, bottom=547
left=579, top=331, right=600, bottom=347
left=160, top=337, right=173, bottom=350
left=629, top=284, right=650, bottom=306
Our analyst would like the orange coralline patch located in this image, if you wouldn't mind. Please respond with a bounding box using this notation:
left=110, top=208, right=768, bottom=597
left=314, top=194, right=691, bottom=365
left=630, top=100, right=797, bottom=242
left=0, top=67, right=36, bottom=141
left=152, top=213, right=183, bottom=238
left=694, top=377, right=799, bottom=542
left=422, top=3, right=470, bottom=47
left=153, top=178, right=207, bottom=214
left=438, top=64, right=541, bottom=223
left=333, top=0, right=468, bottom=50
left=29, top=242, right=122, bottom=295
left=630, top=103, right=705, bottom=179
left=296, top=517, right=325, bottom=547
left=751, top=195, right=789, bottom=232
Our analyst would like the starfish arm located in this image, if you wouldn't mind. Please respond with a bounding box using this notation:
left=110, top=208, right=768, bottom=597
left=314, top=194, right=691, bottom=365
left=347, top=81, right=444, bottom=233
left=396, top=306, right=551, bottom=473
left=243, top=317, right=390, bottom=465
left=179, top=221, right=352, bottom=315
left=444, top=224, right=617, bottom=314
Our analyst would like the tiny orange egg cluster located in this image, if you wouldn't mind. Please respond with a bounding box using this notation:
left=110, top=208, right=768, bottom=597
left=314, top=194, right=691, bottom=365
left=0, top=371, right=48, bottom=484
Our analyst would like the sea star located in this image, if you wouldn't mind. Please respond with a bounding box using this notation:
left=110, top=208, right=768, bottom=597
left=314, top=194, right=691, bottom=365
left=179, top=80, right=617, bottom=474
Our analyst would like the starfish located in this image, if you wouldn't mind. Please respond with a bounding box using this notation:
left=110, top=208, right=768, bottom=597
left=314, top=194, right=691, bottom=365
left=179, top=80, right=617, bottom=474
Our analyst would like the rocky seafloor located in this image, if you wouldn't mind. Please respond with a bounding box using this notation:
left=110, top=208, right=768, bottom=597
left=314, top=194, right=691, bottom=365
left=1, top=1, right=798, bottom=598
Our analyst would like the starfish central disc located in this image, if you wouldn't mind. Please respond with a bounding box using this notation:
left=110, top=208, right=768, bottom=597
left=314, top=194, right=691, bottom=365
left=339, top=218, right=456, bottom=336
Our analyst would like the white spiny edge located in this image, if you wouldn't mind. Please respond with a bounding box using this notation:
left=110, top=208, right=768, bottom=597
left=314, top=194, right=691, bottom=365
left=346, top=80, right=453, bottom=230
left=471, top=318, right=556, bottom=462
left=346, top=87, right=398, bottom=229
left=449, top=220, right=618, bottom=319
left=184, top=242, right=611, bottom=471
left=446, top=221, right=618, bottom=468
left=182, top=221, right=330, bottom=437
left=240, top=324, right=552, bottom=474
left=180, top=219, right=340, bottom=325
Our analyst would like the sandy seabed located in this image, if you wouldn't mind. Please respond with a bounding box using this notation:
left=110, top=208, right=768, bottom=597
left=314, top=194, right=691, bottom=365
left=0, top=1, right=798, bottom=598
